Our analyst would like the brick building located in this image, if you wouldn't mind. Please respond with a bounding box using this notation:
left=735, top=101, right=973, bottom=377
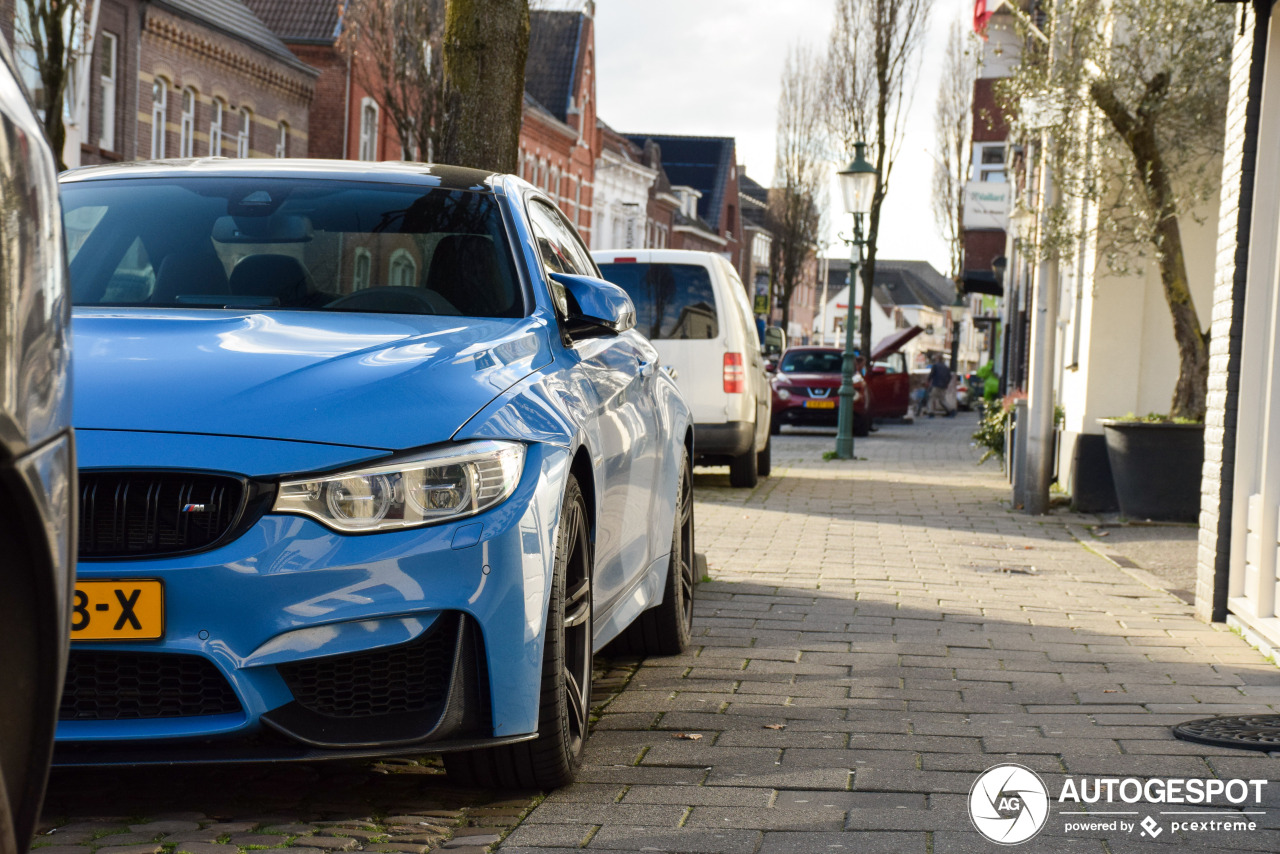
left=625, top=134, right=742, bottom=270
left=136, top=0, right=315, bottom=163
left=738, top=171, right=772, bottom=313
left=7, top=0, right=313, bottom=167
left=518, top=5, right=599, bottom=242
left=1195, top=0, right=1279, bottom=645
left=244, top=0, right=405, bottom=161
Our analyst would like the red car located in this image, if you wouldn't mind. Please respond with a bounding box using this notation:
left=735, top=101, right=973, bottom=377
left=770, top=329, right=923, bottom=436
left=770, top=347, right=872, bottom=435
left=864, top=327, right=924, bottom=420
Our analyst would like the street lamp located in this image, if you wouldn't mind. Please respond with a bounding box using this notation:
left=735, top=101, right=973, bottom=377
left=834, top=142, right=876, bottom=460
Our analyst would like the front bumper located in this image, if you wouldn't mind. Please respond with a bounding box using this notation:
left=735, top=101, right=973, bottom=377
left=55, top=439, right=570, bottom=764
left=772, top=392, right=862, bottom=427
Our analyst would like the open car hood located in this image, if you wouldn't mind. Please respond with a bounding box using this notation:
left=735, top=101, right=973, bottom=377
left=870, top=326, right=924, bottom=362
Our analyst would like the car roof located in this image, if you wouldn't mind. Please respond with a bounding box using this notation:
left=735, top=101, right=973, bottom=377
left=59, top=158, right=501, bottom=191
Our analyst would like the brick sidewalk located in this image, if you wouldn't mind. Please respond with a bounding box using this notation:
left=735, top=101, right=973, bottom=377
left=499, top=415, right=1280, bottom=854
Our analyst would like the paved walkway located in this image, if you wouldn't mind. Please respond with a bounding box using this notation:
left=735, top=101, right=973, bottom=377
left=499, top=414, right=1280, bottom=854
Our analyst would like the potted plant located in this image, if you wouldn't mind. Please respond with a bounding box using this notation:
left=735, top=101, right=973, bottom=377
left=1099, top=413, right=1204, bottom=522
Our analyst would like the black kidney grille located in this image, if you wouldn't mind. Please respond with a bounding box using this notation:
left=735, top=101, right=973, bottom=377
left=60, top=650, right=241, bottom=720
left=279, top=613, right=460, bottom=719
left=79, top=472, right=244, bottom=558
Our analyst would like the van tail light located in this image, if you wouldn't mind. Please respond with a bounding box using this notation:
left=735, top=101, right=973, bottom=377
left=723, top=353, right=745, bottom=394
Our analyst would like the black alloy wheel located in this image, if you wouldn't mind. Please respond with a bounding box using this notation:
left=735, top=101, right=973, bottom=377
left=444, top=475, right=593, bottom=789
left=609, top=447, right=695, bottom=656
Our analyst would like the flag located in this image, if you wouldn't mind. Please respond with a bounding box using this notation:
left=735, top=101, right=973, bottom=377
left=974, top=0, right=993, bottom=40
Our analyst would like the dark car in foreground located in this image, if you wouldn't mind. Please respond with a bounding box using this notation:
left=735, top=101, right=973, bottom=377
left=0, top=36, right=76, bottom=854
left=55, top=159, right=693, bottom=790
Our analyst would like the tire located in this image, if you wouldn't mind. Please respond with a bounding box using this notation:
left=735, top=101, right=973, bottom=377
left=444, top=476, right=593, bottom=790
left=609, top=448, right=695, bottom=656
left=853, top=412, right=871, bottom=437
left=728, top=433, right=759, bottom=488
left=756, top=433, right=772, bottom=478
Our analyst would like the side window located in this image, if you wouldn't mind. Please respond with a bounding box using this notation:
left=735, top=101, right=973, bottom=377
left=551, top=209, right=596, bottom=276
left=528, top=199, right=588, bottom=315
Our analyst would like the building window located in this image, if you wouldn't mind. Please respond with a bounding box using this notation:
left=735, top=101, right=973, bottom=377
left=276, top=121, right=288, bottom=158
left=974, top=143, right=1006, bottom=183
left=236, top=107, right=252, bottom=157
left=388, top=249, right=417, bottom=287
left=359, top=98, right=379, bottom=161
left=179, top=87, right=196, bottom=157
left=97, top=32, right=117, bottom=150
left=549, top=167, right=560, bottom=201
left=209, top=97, right=224, bottom=155
left=150, top=77, right=168, bottom=159
left=353, top=249, right=372, bottom=290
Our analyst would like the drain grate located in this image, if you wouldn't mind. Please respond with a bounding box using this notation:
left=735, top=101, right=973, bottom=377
left=1172, top=714, right=1280, bottom=751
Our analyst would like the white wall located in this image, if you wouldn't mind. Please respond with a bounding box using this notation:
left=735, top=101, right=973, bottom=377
left=818, top=285, right=899, bottom=352
left=592, top=151, right=656, bottom=251
left=1060, top=186, right=1220, bottom=437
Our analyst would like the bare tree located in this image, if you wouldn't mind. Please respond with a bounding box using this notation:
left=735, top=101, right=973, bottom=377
left=931, top=18, right=977, bottom=281
left=13, top=0, right=87, bottom=170
left=1001, top=0, right=1232, bottom=420
left=437, top=0, right=530, bottom=172
left=824, top=0, right=934, bottom=360
left=338, top=0, right=443, bottom=161
left=768, top=45, right=827, bottom=334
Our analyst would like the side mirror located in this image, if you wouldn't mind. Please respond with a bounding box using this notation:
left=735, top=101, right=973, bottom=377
left=550, top=272, right=636, bottom=337
left=765, top=360, right=777, bottom=373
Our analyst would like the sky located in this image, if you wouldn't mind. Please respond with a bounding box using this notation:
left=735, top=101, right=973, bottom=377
left=590, top=0, right=959, bottom=272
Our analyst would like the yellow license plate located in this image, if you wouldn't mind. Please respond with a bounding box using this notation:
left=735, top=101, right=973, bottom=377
left=805, top=399, right=837, bottom=409
left=71, top=580, right=164, bottom=641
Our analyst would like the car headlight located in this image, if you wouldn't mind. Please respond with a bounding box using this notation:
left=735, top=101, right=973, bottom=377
left=273, top=440, right=526, bottom=533
left=777, top=388, right=791, bottom=401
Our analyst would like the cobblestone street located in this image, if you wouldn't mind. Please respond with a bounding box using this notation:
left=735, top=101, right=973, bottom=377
left=34, top=415, right=1280, bottom=854
left=500, top=414, right=1280, bottom=854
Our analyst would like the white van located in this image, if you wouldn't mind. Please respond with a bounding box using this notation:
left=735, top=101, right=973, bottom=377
left=593, top=249, right=771, bottom=487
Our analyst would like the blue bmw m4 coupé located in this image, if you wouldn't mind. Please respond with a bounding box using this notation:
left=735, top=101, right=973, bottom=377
left=57, top=160, right=695, bottom=789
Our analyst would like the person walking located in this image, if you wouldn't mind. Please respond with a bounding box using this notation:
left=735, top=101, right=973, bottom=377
left=927, top=354, right=953, bottom=417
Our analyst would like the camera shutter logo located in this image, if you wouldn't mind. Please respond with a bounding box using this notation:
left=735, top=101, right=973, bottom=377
left=969, top=763, right=1050, bottom=845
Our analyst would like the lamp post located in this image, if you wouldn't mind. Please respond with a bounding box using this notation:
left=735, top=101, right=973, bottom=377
left=834, top=142, right=877, bottom=460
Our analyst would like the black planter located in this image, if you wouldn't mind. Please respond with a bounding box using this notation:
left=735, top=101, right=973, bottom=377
left=1100, top=421, right=1204, bottom=522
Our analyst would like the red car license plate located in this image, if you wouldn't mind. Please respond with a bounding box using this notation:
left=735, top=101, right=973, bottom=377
left=805, top=399, right=836, bottom=409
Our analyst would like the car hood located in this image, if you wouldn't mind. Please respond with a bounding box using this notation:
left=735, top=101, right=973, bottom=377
left=870, top=326, right=924, bottom=361
left=73, top=309, right=553, bottom=451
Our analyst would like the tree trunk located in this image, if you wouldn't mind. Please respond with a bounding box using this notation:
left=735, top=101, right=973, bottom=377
left=437, top=0, right=529, bottom=173
left=1152, top=214, right=1210, bottom=420
left=35, top=1, right=71, bottom=170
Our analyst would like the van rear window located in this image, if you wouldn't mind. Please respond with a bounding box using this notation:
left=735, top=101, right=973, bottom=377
left=597, top=263, right=719, bottom=340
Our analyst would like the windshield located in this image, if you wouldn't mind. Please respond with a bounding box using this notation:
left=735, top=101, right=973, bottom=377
left=61, top=177, right=523, bottom=317
left=779, top=350, right=843, bottom=374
